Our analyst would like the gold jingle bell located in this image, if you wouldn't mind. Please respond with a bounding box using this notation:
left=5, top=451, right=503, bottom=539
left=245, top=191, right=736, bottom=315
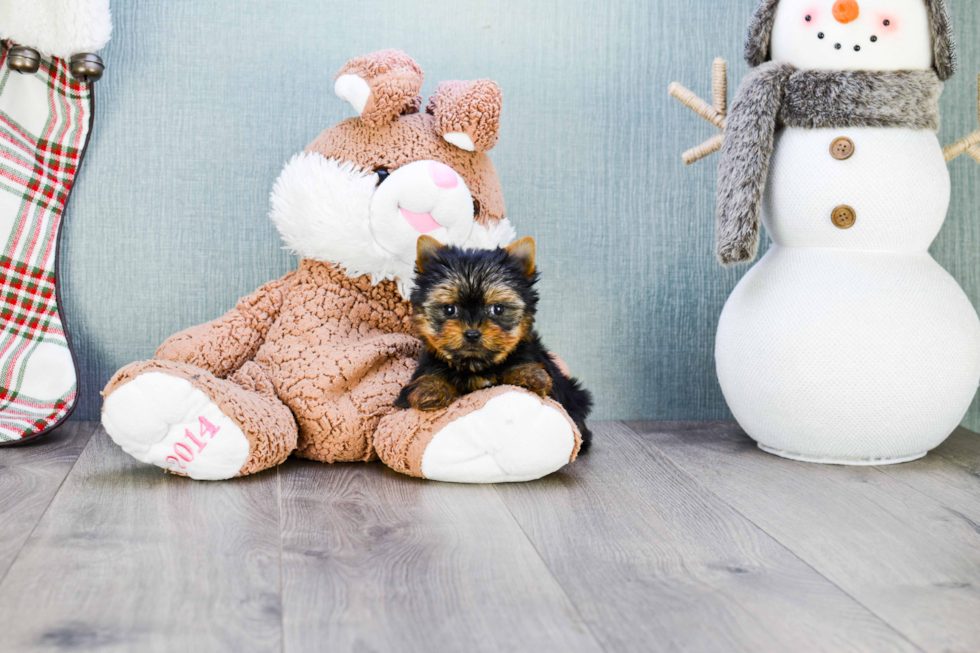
left=8, top=46, right=41, bottom=74
left=69, top=53, right=104, bottom=83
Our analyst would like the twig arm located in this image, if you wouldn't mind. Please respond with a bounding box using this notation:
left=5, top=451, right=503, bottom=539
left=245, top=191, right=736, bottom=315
left=712, top=57, right=727, bottom=115
left=682, top=133, right=724, bottom=166
left=944, top=130, right=980, bottom=162
left=967, top=144, right=980, bottom=165
left=668, top=83, right=726, bottom=131
left=944, top=74, right=980, bottom=164
left=669, top=59, right=728, bottom=165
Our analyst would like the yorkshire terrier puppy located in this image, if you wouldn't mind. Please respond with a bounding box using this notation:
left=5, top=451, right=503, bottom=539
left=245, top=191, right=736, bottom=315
left=395, top=235, right=593, bottom=450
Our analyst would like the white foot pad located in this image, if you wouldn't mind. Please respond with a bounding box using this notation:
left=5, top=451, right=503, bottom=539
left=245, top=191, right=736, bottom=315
left=421, top=391, right=576, bottom=484
left=102, top=372, right=250, bottom=480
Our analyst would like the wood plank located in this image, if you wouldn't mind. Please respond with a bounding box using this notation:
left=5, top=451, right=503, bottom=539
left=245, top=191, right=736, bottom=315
left=279, top=458, right=604, bottom=653
left=632, top=421, right=980, bottom=653
left=873, top=427, right=980, bottom=521
left=494, top=422, right=918, bottom=653
left=0, top=421, right=95, bottom=583
left=0, top=428, right=282, bottom=653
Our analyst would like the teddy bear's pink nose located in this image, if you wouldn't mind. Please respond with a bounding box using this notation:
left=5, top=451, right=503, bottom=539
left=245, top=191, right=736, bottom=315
left=429, top=161, right=458, bottom=189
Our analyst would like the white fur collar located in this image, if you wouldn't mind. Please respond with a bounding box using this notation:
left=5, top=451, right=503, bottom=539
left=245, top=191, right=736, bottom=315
left=0, top=0, right=112, bottom=59
left=269, top=152, right=516, bottom=299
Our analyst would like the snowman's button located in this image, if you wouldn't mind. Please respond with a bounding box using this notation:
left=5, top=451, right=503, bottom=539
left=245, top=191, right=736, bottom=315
left=832, top=205, right=856, bottom=229
left=830, top=137, right=855, bottom=160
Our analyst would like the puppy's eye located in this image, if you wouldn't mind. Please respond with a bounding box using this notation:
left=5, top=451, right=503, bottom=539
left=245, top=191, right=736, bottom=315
left=443, top=305, right=457, bottom=318
left=490, top=305, right=504, bottom=317
left=375, top=168, right=390, bottom=185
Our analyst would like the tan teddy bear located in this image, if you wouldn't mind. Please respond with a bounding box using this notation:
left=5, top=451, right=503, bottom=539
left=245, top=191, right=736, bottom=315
left=101, top=50, right=584, bottom=482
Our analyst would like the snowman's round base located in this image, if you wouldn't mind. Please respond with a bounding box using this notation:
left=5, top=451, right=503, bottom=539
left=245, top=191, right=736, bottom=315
left=757, top=444, right=928, bottom=466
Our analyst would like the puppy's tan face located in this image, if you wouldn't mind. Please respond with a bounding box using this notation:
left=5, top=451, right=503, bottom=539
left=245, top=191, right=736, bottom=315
left=413, top=278, right=530, bottom=369
left=411, top=236, right=538, bottom=371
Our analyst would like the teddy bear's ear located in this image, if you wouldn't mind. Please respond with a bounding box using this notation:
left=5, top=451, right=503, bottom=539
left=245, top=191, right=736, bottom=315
left=334, top=49, right=424, bottom=127
left=426, top=80, right=502, bottom=152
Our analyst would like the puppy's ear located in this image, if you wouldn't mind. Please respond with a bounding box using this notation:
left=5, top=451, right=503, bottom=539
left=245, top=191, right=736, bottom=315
left=416, top=235, right=445, bottom=274
left=504, top=237, right=535, bottom=276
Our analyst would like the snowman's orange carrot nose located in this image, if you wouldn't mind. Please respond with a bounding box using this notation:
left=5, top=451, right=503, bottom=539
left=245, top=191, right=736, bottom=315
left=832, top=0, right=860, bottom=24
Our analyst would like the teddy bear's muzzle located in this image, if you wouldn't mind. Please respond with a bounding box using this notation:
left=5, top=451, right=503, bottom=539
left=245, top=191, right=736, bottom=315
left=370, top=159, right=476, bottom=263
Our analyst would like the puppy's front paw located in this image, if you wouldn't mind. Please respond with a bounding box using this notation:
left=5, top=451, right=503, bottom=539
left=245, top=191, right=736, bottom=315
left=403, top=375, right=459, bottom=411
left=502, top=363, right=553, bottom=398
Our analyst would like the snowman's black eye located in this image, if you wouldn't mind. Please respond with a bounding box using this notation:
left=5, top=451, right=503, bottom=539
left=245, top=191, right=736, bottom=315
left=871, top=35, right=878, bottom=42
left=818, top=32, right=825, bottom=39
left=805, top=14, right=812, bottom=21
left=883, top=19, right=890, bottom=26
left=375, top=168, right=390, bottom=185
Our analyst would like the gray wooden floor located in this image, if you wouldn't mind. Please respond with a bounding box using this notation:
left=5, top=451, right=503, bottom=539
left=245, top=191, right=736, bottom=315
left=2, top=422, right=979, bottom=653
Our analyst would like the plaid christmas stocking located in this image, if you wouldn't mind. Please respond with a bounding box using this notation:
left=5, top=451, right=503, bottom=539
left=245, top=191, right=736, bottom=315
left=0, top=42, right=93, bottom=443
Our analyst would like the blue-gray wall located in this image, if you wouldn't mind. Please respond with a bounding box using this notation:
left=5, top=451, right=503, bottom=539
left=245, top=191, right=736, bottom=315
left=63, top=0, right=980, bottom=425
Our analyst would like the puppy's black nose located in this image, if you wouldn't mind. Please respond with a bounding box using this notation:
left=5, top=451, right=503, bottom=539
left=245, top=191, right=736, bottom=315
left=464, top=329, right=481, bottom=343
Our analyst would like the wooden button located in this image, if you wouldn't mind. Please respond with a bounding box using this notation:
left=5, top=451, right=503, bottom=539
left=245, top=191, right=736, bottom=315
left=832, top=205, right=856, bottom=229
left=830, top=137, right=855, bottom=160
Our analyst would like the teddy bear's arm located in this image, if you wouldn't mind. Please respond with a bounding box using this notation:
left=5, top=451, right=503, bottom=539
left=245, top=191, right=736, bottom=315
left=153, top=273, right=294, bottom=379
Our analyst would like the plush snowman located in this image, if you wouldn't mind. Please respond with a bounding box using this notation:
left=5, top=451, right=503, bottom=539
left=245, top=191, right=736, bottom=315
left=676, top=0, right=980, bottom=464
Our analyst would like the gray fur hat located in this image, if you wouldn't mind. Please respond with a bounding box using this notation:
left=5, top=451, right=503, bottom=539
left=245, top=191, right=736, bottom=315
left=744, top=0, right=957, bottom=80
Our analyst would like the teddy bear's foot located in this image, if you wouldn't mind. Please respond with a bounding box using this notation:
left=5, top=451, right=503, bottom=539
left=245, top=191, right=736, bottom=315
left=102, top=361, right=297, bottom=480
left=422, top=391, right=576, bottom=483
left=102, top=371, right=250, bottom=480
left=375, top=387, right=580, bottom=483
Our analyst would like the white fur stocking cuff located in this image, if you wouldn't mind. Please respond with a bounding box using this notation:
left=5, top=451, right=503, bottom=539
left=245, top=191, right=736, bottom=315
left=0, top=0, right=112, bottom=59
